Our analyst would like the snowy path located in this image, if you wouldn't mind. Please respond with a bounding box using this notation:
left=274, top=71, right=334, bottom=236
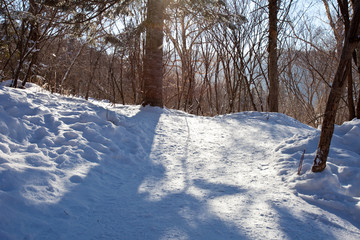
left=114, top=110, right=359, bottom=239
left=1, top=84, right=360, bottom=239
left=137, top=112, right=357, bottom=240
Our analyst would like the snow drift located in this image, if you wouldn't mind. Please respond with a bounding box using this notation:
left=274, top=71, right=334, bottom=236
left=0, top=81, right=359, bottom=239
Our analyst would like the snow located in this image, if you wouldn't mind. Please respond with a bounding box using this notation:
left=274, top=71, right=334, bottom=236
left=0, top=81, right=359, bottom=239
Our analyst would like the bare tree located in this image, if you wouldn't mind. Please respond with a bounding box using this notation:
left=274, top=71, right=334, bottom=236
left=268, top=0, right=279, bottom=112
left=337, top=0, right=357, bottom=120
left=0, top=0, right=64, bottom=88
left=312, top=1, right=360, bottom=172
left=142, top=0, right=166, bottom=107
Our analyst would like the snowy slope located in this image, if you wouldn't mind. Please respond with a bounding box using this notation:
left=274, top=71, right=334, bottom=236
left=0, top=82, right=359, bottom=239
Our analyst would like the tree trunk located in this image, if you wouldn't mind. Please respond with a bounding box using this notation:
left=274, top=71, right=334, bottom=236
left=60, top=44, right=85, bottom=94
left=355, top=36, right=360, bottom=119
left=142, top=0, right=165, bottom=107
left=22, top=0, right=40, bottom=87
left=12, top=21, right=27, bottom=88
left=337, top=0, right=356, bottom=120
left=347, top=62, right=356, bottom=120
left=357, top=88, right=360, bottom=118
left=268, top=0, right=279, bottom=112
left=312, top=1, right=360, bottom=172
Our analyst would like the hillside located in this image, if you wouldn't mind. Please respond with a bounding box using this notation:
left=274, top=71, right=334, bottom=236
left=0, top=82, right=359, bottom=239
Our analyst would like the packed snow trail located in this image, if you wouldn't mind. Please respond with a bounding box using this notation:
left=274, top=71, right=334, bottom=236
left=139, top=111, right=358, bottom=240
left=0, top=83, right=359, bottom=239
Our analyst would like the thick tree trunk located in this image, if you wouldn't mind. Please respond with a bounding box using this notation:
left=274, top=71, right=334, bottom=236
left=312, top=1, right=360, bottom=172
left=268, top=0, right=279, bottom=112
left=142, top=0, right=165, bottom=107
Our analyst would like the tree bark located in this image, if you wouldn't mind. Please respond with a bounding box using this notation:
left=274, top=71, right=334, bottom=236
left=347, top=62, right=356, bottom=120
left=338, top=0, right=356, bottom=120
left=22, top=0, right=40, bottom=87
left=268, top=0, right=279, bottom=112
left=357, top=88, right=360, bottom=118
left=142, top=0, right=165, bottom=107
left=312, top=1, right=360, bottom=172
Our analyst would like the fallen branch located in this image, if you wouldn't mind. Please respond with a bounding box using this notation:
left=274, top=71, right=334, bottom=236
left=298, top=149, right=306, bottom=175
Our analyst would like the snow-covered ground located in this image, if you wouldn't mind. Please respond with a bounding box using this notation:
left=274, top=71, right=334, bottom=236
left=0, top=82, right=359, bottom=239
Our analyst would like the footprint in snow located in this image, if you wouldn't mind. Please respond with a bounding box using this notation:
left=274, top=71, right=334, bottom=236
left=69, top=175, right=83, bottom=183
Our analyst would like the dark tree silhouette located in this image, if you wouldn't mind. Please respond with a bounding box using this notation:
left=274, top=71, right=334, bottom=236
left=268, top=0, right=279, bottom=112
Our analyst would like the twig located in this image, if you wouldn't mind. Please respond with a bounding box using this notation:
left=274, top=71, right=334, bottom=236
left=297, top=149, right=306, bottom=175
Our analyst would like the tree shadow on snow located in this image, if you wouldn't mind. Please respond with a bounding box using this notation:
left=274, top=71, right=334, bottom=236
left=271, top=203, right=341, bottom=240
left=12, top=106, right=249, bottom=240
left=296, top=194, right=360, bottom=231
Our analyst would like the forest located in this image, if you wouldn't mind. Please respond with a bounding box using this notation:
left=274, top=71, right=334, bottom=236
left=1, top=0, right=360, bottom=126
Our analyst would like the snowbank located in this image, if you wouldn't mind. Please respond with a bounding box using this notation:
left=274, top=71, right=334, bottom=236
left=276, top=118, right=360, bottom=225
left=0, top=82, right=359, bottom=239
